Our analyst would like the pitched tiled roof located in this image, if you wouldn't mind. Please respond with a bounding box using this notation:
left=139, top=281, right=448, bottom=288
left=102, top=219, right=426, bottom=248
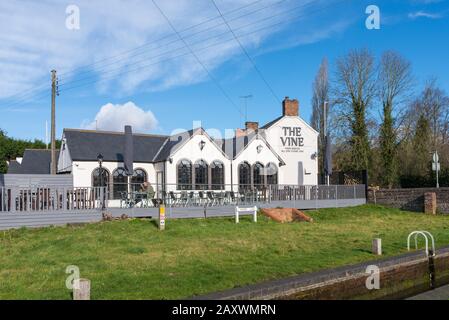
left=218, top=132, right=257, bottom=159
left=8, top=149, right=59, bottom=174
left=6, top=160, right=21, bottom=174
left=63, top=129, right=168, bottom=163
left=260, top=116, right=283, bottom=129
left=153, top=129, right=195, bottom=162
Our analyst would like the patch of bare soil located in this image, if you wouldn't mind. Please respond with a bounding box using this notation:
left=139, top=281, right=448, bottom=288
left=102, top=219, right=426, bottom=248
left=261, top=208, right=313, bottom=223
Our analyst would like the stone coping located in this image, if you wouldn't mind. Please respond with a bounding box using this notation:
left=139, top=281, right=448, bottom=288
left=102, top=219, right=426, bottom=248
left=191, top=245, right=449, bottom=300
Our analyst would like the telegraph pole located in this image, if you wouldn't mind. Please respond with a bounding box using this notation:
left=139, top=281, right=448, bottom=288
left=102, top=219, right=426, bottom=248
left=51, top=70, right=57, bottom=175
left=324, top=101, right=329, bottom=185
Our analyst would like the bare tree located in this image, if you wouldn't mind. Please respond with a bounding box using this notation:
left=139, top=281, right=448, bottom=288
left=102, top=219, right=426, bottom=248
left=333, top=48, right=376, bottom=171
left=310, top=58, right=329, bottom=181
left=420, top=78, right=449, bottom=150
left=378, top=51, right=413, bottom=188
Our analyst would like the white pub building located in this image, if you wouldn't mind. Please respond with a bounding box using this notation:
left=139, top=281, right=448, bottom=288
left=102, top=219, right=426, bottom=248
left=55, top=97, right=318, bottom=199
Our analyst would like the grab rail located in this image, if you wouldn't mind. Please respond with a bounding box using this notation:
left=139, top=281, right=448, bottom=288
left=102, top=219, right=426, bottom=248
left=407, top=231, right=436, bottom=257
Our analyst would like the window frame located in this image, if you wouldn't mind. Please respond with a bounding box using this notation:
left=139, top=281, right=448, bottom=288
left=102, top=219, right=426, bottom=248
left=194, top=159, right=209, bottom=190
left=210, top=160, right=225, bottom=190
left=177, top=159, right=193, bottom=190
left=112, top=167, right=128, bottom=199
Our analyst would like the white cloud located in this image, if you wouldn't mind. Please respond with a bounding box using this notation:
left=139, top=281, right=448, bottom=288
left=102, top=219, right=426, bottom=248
left=82, top=102, right=158, bottom=133
left=408, top=11, right=442, bottom=19
left=0, top=0, right=337, bottom=99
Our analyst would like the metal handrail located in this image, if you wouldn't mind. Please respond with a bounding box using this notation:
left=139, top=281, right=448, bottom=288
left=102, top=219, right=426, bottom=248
left=407, top=231, right=436, bottom=257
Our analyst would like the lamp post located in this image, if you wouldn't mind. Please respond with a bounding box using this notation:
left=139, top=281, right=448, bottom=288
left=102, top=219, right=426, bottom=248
left=97, top=154, right=105, bottom=210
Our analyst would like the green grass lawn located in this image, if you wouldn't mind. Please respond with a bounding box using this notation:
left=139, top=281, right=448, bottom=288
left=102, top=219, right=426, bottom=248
left=1, top=204, right=449, bottom=299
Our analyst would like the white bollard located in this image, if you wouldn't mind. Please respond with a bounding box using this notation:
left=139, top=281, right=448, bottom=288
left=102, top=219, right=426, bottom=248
left=253, top=206, right=257, bottom=223
left=372, top=238, right=382, bottom=255
left=73, top=278, right=91, bottom=300
left=235, top=206, right=239, bottom=224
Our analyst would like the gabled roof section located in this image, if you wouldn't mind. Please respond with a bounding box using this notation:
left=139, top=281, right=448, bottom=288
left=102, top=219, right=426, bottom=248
left=6, top=160, right=22, bottom=174
left=219, top=133, right=285, bottom=165
left=153, top=129, right=195, bottom=162
left=8, top=149, right=59, bottom=174
left=63, top=129, right=168, bottom=163
left=260, top=116, right=283, bottom=130
left=261, top=115, right=319, bottom=135
left=154, top=127, right=229, bottom=161
left=219, top=132, right=257, bottom=159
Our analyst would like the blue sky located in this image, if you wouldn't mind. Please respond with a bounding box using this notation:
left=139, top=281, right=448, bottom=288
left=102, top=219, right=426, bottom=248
left=1, top=0, right=448, bottom=141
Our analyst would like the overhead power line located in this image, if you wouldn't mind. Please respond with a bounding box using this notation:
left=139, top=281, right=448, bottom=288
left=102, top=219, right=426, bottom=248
left=58, top=0, right=269, bottom=80
left=58, top=0, right=326, bottom=91
left=58, top=0, right=290, bottom=86
left=1, top=0, right=349, bottom=109
left=151, top=0, right=243, bottom=117
left=210, top=0, right=280, bottom=103
left=1, top=0, right=272, bottom=108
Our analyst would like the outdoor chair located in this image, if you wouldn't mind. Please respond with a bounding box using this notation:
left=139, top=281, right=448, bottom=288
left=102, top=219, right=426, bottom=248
left=188, top=191, right=196, bottom=206
left=229, top=191, right=238, bottom=205
left=119, top=191, right=131, bottom=208
left=151, top=198, right=163, bottom=207
left=206, top=191, right=217, bottom=206
left=223, top=191, right=232, bottom=205
left=198, top=191, right=207, bottom=206
left=169, top=191, right=178, bottom=207
left=215, top=191, right=225, bottom=205
left=179, top=191, right=188, bottom=207
left=238, top=190, right=247, bottom=203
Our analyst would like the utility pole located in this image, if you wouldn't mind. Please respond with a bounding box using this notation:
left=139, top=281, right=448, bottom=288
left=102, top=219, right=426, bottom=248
left=51, top=70, right=57, bottom=175
left=323, top=101, right=329, bottom=185
left=45, top=120, right=49, bottom=149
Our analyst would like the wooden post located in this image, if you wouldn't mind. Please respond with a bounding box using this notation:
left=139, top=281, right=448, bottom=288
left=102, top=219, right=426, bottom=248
left=159, top=204, right=165, bottom=230
left=73, top=278, right=90, bottom=300
left=50, top=70, right=57, bottom=175
left=372, top=238, right=382, bottom=255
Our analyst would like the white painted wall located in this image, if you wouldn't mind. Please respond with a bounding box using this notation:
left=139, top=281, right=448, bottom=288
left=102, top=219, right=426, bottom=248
left=231, top=136, right=281, bottom=187
left=66, top=115, right=318, bottom=191
left=263, top=116, right=318, bottom=185
left=165, top=133, right=230, bottom=191
left=72, top=160, right=156, bottom=187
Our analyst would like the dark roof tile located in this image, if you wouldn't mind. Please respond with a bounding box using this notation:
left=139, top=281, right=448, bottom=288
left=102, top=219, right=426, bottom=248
left=63, top=129, right=168, bottom=162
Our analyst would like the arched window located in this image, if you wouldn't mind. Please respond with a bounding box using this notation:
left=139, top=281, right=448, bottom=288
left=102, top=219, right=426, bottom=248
left=113, top=168, right=127, bottom=199
left=253, top=162, right=265, bottom=189
left=211, top=160, right=224, bottom=190
left=238, top=162, right=251, bottom=190
left=194, top=160, right=208, bottom=190
left=92, top=168, right=109, bottom=188
left=177, top=159, right=192, bottom=190
left=266, top=162, right=278, bottom=185
left=131, top=169, right=147, bottom=192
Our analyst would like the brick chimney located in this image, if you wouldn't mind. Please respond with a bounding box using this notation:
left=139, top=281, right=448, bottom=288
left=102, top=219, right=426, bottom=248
left=245, top=121, right=259, bottom=132
left=236, top=122, right=259, bottom=137
left=282, top=97, right=299, bottom=117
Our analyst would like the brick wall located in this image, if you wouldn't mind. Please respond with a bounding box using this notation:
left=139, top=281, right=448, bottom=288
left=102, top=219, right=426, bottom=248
left=367, top=188, right=449, bottom=214
left=194, top=247, right=449, bottom=300
left=282, top=97, right=299, bottom=117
